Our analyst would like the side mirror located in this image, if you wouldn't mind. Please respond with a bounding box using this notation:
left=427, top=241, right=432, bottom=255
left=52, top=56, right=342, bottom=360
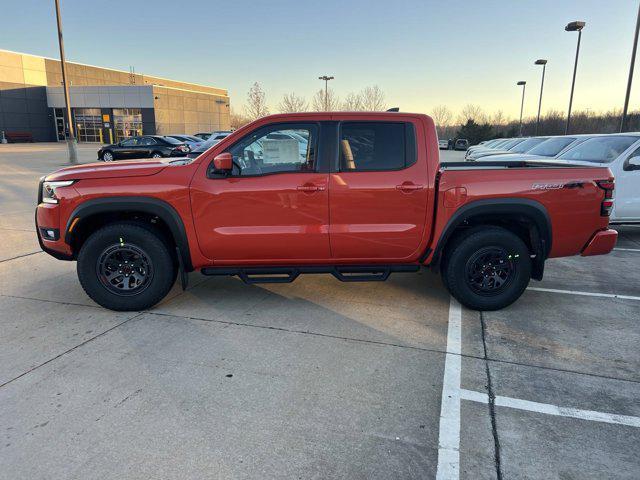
left=213, top=152, right=233, bottom=172
left=624, top=156, right=640, bottom=171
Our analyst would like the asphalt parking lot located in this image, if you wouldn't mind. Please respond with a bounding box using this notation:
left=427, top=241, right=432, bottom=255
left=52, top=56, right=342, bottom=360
left=1, top=143, right=639, bottom=479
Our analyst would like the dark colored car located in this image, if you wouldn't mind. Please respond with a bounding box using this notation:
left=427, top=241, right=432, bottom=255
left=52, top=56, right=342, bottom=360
left=98, top=136, right=191, bottom=161
left=454, top=139, right=469, bottom=150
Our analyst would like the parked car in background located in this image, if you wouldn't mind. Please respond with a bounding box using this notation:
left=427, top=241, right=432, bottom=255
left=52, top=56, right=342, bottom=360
left=466, top=138, right=514, bottom=156
left=167, top=135, right=205, bottom=149
left=186, top=131, right=233, bottom=158
left=553, top=134, right=640, bottom=224
left=454, top=139, right=469, bottom=150
left=438, top=139, right=449, bottom=149
left=194, top=132, right=212, bottom=140
left=476, top=135, right=594, bottom=162
left=467, top=137, right=548, bottom=161
left=98, top=136, right=190, bottom=161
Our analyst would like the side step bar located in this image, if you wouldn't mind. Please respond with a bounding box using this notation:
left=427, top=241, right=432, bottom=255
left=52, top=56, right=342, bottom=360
left=201, top=264, right=421, bottom=285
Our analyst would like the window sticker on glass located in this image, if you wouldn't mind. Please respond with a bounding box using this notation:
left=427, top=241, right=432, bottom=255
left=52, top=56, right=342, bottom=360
left=262, top=139, right=300, bottom=164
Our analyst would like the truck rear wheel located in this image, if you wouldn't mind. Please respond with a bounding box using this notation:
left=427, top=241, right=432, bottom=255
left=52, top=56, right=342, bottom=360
left=77, top=223, right=177, bottom=311
left=443, top=227, right=531, bottom=310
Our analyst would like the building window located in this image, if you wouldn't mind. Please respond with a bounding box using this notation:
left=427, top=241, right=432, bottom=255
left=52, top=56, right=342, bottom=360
left=74, top=108, right=102, bottom=143
left=113, top=108, right=142, bottom=141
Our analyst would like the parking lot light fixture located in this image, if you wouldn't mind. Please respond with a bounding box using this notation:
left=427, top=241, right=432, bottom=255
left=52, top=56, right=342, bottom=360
left=54, top=0, right=78, bottom=164
left=621, top=3, right=640, bottom=132
left=565, top=21, right=586, bottom=135
left=318, top=75, right=334, bottom=111
left=517, top=81, right=526, bottom=136
left=534, top=59, right=548, bottom=135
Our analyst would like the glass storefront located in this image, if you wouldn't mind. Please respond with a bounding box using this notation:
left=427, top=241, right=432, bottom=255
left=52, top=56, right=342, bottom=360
left=113, top=108, right=143, bottom=141
left=74, top=108, right=103, bottom=143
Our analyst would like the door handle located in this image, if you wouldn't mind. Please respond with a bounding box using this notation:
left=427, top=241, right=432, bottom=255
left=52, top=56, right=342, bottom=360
left=297, top=184, right=326, bottom=192
left=396, top=182, right=424, bottom=192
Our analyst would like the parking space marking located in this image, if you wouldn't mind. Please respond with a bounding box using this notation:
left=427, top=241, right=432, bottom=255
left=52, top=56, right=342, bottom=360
left=436, top=297, right=462, bottom=480
left=614, top=247, right=640, bottom=252
left=527, top=287, right=640, bottom=302
left=460, top=389, right=640, bottom=428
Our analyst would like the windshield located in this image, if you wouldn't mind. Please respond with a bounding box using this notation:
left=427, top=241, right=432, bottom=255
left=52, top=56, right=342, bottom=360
left=558, top=136, right=638, bottom=163
left=509, top=137, right=547, bottom=153
left=492, top=139, right=512, bottom=148
left=527, top=137, right=577, bottom=157
left=163, top=136, right=183, bottom=145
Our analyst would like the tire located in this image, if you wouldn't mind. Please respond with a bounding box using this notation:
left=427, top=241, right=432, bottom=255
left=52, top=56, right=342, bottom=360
left=442, top=227, right=531, bottom=311
left=151, top=152, right=163, bottom=158
left=77, top=223, right=177, bottom=311
left=101, top=151, right=114, bottom=161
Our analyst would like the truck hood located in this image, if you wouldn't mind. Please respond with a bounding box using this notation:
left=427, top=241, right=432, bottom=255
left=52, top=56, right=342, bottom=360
left=44, top=158, right=187, bottom=181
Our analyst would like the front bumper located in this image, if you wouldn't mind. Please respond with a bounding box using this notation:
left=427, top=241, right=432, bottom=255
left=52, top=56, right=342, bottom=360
left=35, top=207, right=74, bottom=260
left=580, top=229, right=618, bottom=256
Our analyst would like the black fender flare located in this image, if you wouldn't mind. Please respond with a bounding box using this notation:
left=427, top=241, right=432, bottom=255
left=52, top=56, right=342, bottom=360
left=431, top=198, right=552, bottom=279
left=65, top=196, right=193, bottom=271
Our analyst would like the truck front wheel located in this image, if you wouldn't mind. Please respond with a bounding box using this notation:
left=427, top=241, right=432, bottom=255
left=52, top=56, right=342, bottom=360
left=77, top=223, right=177, bottom=311
left=443, top=227, right=531, bottom=310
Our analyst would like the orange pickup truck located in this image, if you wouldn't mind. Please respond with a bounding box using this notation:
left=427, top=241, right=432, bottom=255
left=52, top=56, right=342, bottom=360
left=36, top=112, right=617, bottom=311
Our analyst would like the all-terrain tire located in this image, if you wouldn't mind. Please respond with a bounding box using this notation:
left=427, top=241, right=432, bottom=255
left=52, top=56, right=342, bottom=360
left=443, top=227, right=531, bottom=311
left=77, top=223, right=177, bottom=311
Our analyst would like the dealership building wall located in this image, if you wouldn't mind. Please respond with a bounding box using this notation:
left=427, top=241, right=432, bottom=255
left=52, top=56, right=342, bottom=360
left=0, top=49, right=230, bottom=142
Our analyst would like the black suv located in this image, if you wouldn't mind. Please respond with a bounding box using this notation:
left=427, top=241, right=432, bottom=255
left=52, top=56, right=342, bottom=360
left=98, top=136, right=190, bottom=161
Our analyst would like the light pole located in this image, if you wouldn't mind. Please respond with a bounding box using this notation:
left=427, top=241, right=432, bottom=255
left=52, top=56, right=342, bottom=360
left=54, top=0, right=77, bottom=164
left=318, top=75, right=334, bottom=111
left=621, top=3, right=640, bottom=132
left=517, top=81, right=526, bottom=136
left=534, top=59, right=547, bottom=135
left=565, top=21, right=586, bottom=134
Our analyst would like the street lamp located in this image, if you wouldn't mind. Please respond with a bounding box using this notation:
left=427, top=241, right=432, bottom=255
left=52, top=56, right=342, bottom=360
left=621, top=3, right=640, bottom=132
left=565, top=21, right=586, bottom=134
left=318, top=75, right=334, bottom=110
left=517, top=81, right=526, bottom=136
left=54, top=0, right=78, bottom=164
left=534, top=59, right=547, bottom=135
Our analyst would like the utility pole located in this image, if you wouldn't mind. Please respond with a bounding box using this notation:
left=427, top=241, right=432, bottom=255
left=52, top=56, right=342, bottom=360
left=54, top=0, right=78, bottom=164
left=534, top=59, right=548, bottom=135
left=517, top=81, right=526, bottom=136
left=621, top=2, right=640, bottom=132
left=565, top=21, right=586, bottom=134
left=318, top=75, right=334, bottom=110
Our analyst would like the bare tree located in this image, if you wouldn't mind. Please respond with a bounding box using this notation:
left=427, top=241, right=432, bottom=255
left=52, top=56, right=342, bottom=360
left=312, top=88, right=341, bottom=111
left=360, top=85, right=386, bottom=111
left=278, top=92, right=308, bottom=113
left=431, top=105, right=452, bottom=127
left=342, top=92, right=364, bottom=111
left=244, top=82, right=269, bottom=121
left=491, top=110, right=506, bottom=126
left=230, top=107, right=251, bottom=130
left=458, top=104, right=487, bottom=124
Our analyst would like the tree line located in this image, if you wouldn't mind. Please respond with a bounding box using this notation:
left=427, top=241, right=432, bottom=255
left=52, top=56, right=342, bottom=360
left=231, top=82, right=388, bottom=129
left=432, top=103, right=640, bottom=145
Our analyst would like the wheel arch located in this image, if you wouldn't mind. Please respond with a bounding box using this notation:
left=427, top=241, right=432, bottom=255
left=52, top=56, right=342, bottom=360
left=431, top=198, right=552, bottom=280
left=65, top=196, right=193, bottom=271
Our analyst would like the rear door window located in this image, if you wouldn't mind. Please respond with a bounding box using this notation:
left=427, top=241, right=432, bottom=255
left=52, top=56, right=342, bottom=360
left=339, top=122, right=416, bottom=171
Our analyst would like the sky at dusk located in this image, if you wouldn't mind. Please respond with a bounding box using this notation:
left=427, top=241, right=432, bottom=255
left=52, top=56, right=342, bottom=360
left=1, top=0, right=639, bottom=121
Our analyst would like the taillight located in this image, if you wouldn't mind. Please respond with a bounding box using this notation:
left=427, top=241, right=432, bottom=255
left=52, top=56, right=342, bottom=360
left=596, top=179, right=614, bottom=217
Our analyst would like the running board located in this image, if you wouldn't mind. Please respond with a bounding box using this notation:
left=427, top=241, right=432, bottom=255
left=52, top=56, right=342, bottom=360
left=200, top=265, right=420, bottom=285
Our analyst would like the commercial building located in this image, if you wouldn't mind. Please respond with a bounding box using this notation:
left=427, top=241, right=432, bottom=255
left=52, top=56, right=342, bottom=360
left=0, top=49, right=230, bottom=143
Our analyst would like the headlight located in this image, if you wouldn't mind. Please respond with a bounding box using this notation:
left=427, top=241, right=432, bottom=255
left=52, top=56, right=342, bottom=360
left=42, top=180, right=75, bottom=204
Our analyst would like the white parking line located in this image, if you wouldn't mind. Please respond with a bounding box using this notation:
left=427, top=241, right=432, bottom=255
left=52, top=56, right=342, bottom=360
left=436, top=297, right=462, bottom=480
left=527, top=287, right=640, bottom=302
left=461, top=389, right=640, bottom=428
left=614, top=247, right=640, bottom=252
